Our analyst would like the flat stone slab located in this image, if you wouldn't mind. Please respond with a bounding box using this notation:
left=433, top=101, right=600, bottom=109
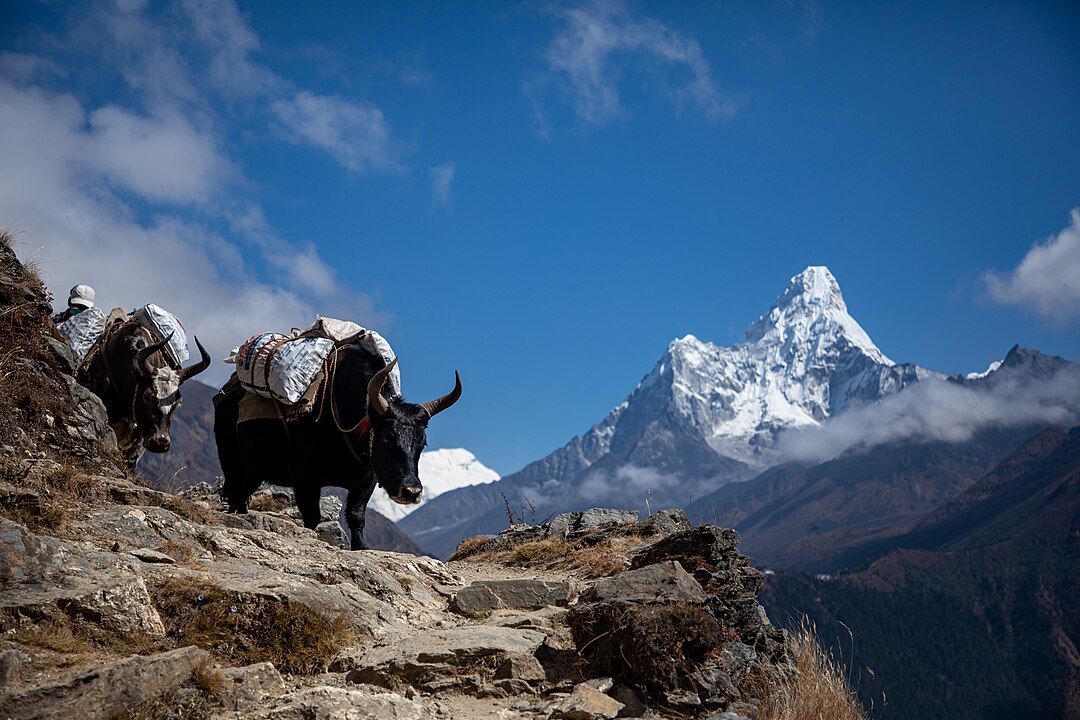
left=250, top=686, right=427, bottom=720
left=551, top=682, right=625, bottom=720
left=347, top=626, right=548, bottom=695
left=580, top=560, right=708, bottom=605
left=0, top=646, right=207, bottom=719
left=449, top=579, right=571, bottom=615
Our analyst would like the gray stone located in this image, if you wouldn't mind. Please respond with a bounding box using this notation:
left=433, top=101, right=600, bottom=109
left=548, top=509, right=638, bottom=538
left=637, top=509, right=692, bottom=537
left=551, top=682, right=625, bottom=720
left=252, top=686, right=428, bottom=719
left=217, top=662, right=287, bottom=711
left=0, top=646, right=208, bottom=719
left=62, top=374, right=117, bottom=449
left=581, top=561, right=708, bottom=605
left=317, top=519, right=349, bottom=548
left=43, top=336, right=77, bottom=375
left=0, top=649, right=29, bottom=685
left=347, top=626, right=547, bottom=694
left=449, top=579, right=572, bottom=615
left=129, top=547, right=176, bottom=564
left=705, top=714, right=751, bottom=720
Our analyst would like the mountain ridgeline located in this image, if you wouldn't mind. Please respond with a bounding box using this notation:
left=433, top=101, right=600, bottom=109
left=401, top=266, right=1079, bottom=560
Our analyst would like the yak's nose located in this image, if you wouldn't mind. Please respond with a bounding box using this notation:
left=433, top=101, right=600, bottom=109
left=145, top=436, right=170, bottom=453
left=394, top=482, right=422, bottom=505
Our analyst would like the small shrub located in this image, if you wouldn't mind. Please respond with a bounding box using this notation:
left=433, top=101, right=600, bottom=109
left=449, top=536, right=490, bottom=560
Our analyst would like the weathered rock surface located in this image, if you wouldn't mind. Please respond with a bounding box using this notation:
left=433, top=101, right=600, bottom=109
left=449, top=579, right=573, bottom=615
left=248, top=686, right=429, bottom=720
left=0, top=646, right=208, bottom=719
left=551, top=681, right=625, bottom=720
left=347, top=626, right=548, bottom=695
left=217, top=662, right=287, bottom=711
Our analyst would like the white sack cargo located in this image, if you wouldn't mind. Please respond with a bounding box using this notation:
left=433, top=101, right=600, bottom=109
left=132, top=304, right=189, bottom=366
left=298, top=317, right=401, bottom=397
left=57, top=307, right=106, bottom=366
left=234, top=332, right=335, bottom=405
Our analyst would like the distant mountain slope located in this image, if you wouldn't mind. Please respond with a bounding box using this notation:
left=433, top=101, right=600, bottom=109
left=760, top=426, right=1080, bottom=720
left=684, top=344, right=1080, bottom=573
left=403, top=266, right=937, bottom=557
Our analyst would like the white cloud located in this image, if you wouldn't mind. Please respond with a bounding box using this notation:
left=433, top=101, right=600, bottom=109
left=180, top=0, right=282, bottom=98
left=273, top=91, right=402, bottom=173
left=778, top=367, right=1080, bottom=463
left=578, top=463, right=679, bottom=501
left=983, top=209, right=1080, bottom=324
left=430, top=163, right=455, bottom=206
left=541, top=0, right=737, bottom=126
left=86, top=105, right=233, bottom=204
left=0, top=0, right=390, bottom=385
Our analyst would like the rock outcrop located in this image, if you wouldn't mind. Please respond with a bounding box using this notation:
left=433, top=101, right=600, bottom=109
left=0, top=233, right=802, bottom=719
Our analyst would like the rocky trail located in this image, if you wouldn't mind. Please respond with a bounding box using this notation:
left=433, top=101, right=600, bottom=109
left=0, top=231, right=857, bottom=720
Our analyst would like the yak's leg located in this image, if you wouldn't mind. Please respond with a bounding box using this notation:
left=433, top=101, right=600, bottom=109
left=223, top=419, right=280, bottom=513
left=295, top=484, right=322, bottom=531
left=345, top=480, right=376, bottom=550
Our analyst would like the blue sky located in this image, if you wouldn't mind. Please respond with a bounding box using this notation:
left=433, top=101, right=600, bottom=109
left=2, top=0, right=1078, bottom=475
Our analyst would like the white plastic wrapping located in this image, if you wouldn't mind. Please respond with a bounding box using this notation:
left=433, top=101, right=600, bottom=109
left=234, top=332, right=335, bottom=405
left=131, top=304, right=189, bottom=366
left=57, top=307, right=106, bottom=366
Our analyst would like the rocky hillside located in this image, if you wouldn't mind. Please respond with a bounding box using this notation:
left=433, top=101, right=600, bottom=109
left=0, top=231, right=862, bottom=719
left=761, top=426, right=1080, bottom=719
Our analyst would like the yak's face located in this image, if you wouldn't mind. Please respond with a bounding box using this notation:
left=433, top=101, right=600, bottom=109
left=370, top=408, right=428, bottom=505
left=364, top=359, right=462, bottom=507
left=132, top=366, right=181, bottom=453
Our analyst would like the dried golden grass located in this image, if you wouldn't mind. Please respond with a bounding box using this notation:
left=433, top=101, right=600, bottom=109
left=453, top=533, right=639, bottom=579
left=758, top=619, right=867, bottom=720
left=149, top=576, right=353, bottom=675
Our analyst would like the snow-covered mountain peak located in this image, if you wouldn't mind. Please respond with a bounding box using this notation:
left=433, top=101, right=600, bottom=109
left=745, top=265, right=893, bottom=366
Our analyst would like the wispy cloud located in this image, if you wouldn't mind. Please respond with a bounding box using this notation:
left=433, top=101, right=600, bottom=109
left=778, top=366, right=1080, bottom=463
left=537, top=0, right=737, bottom=128
left=578, top=464, right=679, bottom=501
left=429, top=163, right=455, bottom=206
left=982, top=209, right=1080, bottom=324
left=0, top=2, right=390, bottom=383
left=272, top=91, right=402, bottom=173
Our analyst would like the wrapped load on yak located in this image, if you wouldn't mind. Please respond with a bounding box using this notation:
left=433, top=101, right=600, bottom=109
left=214, top=317, right=462, bottom=550
left=76, top=303, right=211, bottom=468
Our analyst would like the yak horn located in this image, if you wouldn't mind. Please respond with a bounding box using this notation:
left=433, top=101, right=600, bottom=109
left=420, top=371, right=462, bottom=419
left=134, top=333, right=174, bottom=377
left=180, top=336, right=211, bottom=384
left=367, top=358, right=397, bottom=416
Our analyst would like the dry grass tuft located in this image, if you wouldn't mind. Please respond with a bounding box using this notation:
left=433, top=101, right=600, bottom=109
left=12, top=619, right=92, bottom=655
left=758, top=619, right=867, bottom=720
left=451, top=532, right=640, bottom=579
left=149, top=576, right=353, bottom=674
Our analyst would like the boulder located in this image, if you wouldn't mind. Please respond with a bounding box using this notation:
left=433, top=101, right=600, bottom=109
left=449, top=579, right=572, bottom=615
left=580, top=561, right=708, bottom=605
left=0, top=646, right=208, bottom=719
left=551, top=682, right=625, bottom=720
left=548, top=509, right=638, bottom=538
left=217, top=662, right=287, bottom=712
left=346, top=626, right=547, bottom=695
